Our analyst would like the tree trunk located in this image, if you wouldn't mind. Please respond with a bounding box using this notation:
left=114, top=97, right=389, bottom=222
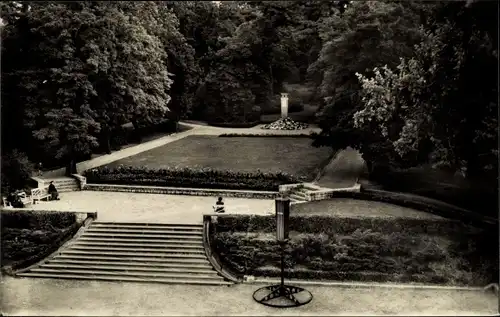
left=269, top=64, right=274, bottom=96
left=65, top=158, right=77, bottom=176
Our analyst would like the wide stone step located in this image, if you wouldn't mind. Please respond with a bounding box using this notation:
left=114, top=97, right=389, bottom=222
left=92, top=222, right=202, bottom=228
left=69, top=245, right=205, bottom=254
left=90, top=224, right=203, bottom=231
left=80, top=233, right=202, bottom=240
left=62, top=250, right=207, bottom=259
left=85, top=228, right=203, bottom=235
left=76, top=237, right=203, bottom=245
left=292, top=190, right=308, bottom=198
left=16, top=272, right=232, bottom=286
left=55, top=254, right=210, bottom=265
left=27, top=267, right=221, bottom=281
left=72, top=241, right=204, bottom=249
left=48, top=258, right=213, bottom=270
left=41, top=263, right=217, bottom=275
left=289, top=194, right=307, bottom=201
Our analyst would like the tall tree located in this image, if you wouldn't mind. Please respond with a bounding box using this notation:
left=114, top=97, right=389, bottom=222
left=354, top=0, right=498, bottom=180
left=309, top=1, right=426, bottom=152
left=1, top=1, right=173, bottom=170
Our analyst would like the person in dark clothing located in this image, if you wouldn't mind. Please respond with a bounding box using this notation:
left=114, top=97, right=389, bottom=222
left=48, top=181, right=59, bottom=200
left=214, top=197, right=225, bottom=213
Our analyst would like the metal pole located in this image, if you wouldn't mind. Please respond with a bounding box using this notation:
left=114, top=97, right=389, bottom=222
left=280, top=242, right=285, bottom=291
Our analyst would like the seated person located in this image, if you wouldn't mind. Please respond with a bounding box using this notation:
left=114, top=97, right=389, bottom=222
left=7, top=192, right=24, bottom=208
left=214, top=197, right=225, bottom=213
left=48, top=181, right=59, bottom=200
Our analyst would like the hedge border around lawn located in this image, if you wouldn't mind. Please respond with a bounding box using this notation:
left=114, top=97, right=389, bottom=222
left=218, top=133, right=313, bottom=138
left=207, top=121, right=260, bottom=128
left=84, top=166, right=304, bottom=192
left=1, top=211, right=92, bottom=274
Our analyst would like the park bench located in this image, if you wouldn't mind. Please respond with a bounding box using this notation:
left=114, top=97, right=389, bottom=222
left=31, top=187, right=51, bottom=204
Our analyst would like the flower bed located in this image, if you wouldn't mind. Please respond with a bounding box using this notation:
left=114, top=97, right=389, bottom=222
left=261, top=117, right=309, bottom=130
left=212, top=215, right=497, bottom=286
left=1, top=211, right=82, bottom=272
left=84, top=166, right=302, bottom=191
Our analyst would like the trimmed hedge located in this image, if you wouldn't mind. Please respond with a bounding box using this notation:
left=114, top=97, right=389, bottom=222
left=207, top=121, right=260, bottom=128
left=1, top=211, right=82, bottom=271
left=213, top=218, right=498, bottom=286
left=218, top=133, right=313, bottom=138
left=84, top=166, right=302, bottom=191
left=214, top=214, right=476, bottom=236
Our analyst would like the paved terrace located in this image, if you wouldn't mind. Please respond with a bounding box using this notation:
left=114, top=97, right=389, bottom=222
left=20, top=191, right=275, bottom=224
left=1, top=276, right=497, bottom=316
left=18, top=190, right=447, bottom=223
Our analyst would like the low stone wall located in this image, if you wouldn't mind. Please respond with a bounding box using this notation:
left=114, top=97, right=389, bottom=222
left=308, top=184, right=362, bottom=201
left=84, top=183, right=279, bottom=199
left=71, top=174, right=87, bottom=190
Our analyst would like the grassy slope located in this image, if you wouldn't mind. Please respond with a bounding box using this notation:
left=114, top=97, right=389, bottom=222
left=104, top=135, right=333, bottom=180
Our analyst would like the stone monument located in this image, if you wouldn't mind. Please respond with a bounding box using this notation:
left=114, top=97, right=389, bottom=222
left=280, top=93, right=288, bottom=119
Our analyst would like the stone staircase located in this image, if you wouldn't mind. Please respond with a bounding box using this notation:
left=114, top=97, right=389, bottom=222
left=17, top=222, right=232, bottom=286
left=37, top=177, right=80, bottom=192
left=288, top=183, right=322, bottom=204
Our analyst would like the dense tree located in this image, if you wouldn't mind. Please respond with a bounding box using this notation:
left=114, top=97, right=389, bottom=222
left=310, top=1, right=426, bottom=152
left=354, top=0, right=498, bottom=181
left=1, top=1, right=173, bottom=171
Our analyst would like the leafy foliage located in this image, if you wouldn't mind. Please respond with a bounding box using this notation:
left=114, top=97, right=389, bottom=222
left=1, top=1, right=173, bottom=168
left=1, top=150, right=34, bottom=193
left=354, top=1, right=498, bottom=180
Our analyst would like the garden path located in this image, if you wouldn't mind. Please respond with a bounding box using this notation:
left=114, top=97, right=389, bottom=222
left=315, top=147, right=365, bottom=189
left=2, top=276, right=497, bottom=316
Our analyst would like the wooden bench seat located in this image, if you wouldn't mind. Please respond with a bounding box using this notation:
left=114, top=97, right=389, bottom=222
left=31, top=187, right=51, bottom=204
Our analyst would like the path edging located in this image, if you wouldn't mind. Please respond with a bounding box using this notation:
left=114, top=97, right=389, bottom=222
left=248, top=277, right=491, bottom=292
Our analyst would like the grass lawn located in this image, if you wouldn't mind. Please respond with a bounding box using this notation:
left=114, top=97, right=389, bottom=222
left=104, top=135, right=334, bottom=180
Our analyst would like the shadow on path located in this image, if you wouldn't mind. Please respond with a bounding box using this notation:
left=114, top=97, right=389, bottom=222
left=315, top=147, right=365, bottom=189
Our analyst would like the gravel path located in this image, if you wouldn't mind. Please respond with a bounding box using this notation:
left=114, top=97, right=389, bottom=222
left=315, top=147, right=365, bottom=189
left=1, top=276, right=497, bottom=316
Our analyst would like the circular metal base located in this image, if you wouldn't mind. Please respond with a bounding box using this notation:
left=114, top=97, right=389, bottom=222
left=253, top=284, right=313, bottom=308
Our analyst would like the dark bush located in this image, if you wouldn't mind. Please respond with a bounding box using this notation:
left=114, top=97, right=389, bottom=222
left=1, top=211, right=81, bottom=271
left=1, top=149, right=34, bottom=193
left=207, top=121, right=260, bottom=128
left=84, top=166, right=302, bottom=191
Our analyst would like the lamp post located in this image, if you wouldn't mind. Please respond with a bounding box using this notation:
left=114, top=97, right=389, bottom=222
left=252, top=197, right=313, bottom=308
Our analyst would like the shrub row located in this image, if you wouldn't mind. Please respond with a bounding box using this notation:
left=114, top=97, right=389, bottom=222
left=1, top=211, right=76, bottom=230
left=207, top=121, right=260, bottom=128
left=84, top=166, right=302, bottom=191
left=218, top=133, right=313, bottom=138
left=1, top=211, right=81, bottom=271
left=214, top=214, right=475, bottom=236
left=213, top=231, right=490, bottom=286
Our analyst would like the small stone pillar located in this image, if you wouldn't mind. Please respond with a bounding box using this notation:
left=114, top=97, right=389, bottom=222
left=280, top=93, right=289, bottom=119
